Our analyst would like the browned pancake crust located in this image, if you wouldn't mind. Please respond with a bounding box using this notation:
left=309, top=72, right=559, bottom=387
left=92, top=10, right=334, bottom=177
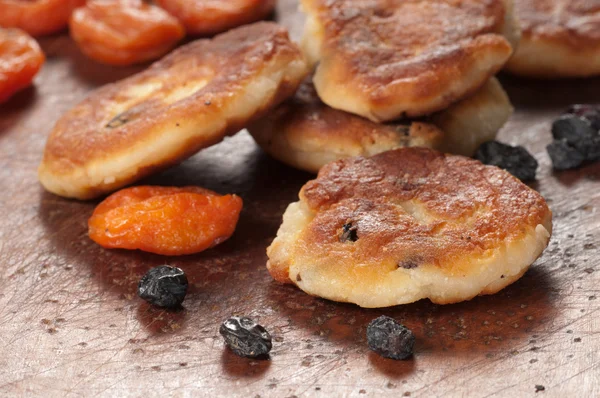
left=39, top=22, right=306, bottom=199
left=248, top=78, right=444, bottom=171
left=274, top=148, right=551, bottom=282
left=517, top=0, right=600, bottom=45
left=248, top=77, right=512, bottom=173
left=303, top=0, right=513, bottom=120
left=268, top=78, right=443, bottom=144
left=506, top=0, right=600, bottom=77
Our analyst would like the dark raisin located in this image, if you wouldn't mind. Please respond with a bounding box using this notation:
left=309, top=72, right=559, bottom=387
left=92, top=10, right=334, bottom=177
left=535, top=385, right=545, bottom=393
left=475, top=141, right=538, bottom=181
left=106, top=113, right=128, bottom=128
left=105, top=104, right=145, bottom=129
left=340, top=222, right=358, bottom=243
left=551, top=114, right=600, bottom=161
left=552, top=114, right=595, bottom=143
left=546, top=140, right=585, bottom=170
left=367, top=315, right=415, bottom=360
left=219, top=316, right=272, bottom=358
left=566, top=104, right=600, bottom=130
left=398, top=260, right=418, bottom=269
left=396, top=125, right=410, bottom=136
left=137, top=265, right=188, bottom=308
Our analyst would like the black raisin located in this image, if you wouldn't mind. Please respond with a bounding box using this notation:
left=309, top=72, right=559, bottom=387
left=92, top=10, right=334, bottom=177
left=475, top=141, right=538, bottom=181
left=137, top=265, right=188, bottom=308
left=340, top=222, right=358, bottom=243
left=535, top=385, right=545, bottom=393
left=566, top=104, right=600, bottom=130
left=552, top=114, right=595, bottom=143
left=367, top=315, right=415, bottom=360
left=551, top=114, right=600, bottom=161
left=546, top=140, right=585, bottom=171
left=219, top=316, right=272, bottom=358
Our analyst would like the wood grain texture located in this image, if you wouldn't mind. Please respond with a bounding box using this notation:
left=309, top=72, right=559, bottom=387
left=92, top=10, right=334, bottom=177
left=0, top=1, right=599, bottom=396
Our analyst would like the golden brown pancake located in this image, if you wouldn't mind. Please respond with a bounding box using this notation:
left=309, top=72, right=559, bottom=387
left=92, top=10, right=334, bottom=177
left=506, top=0, right=600, bottom=77
left=301, top=0, right=519, bottom=122
left=248, top=77, right=513, bottom=173
left=38, top=22, right=308, bottom=199
left=267, top=148, right=552, bottom=308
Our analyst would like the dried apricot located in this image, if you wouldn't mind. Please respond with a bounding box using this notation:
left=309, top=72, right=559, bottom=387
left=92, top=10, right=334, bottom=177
left=0, top=28, right=45, bottom=103
left=0, top=0, right=85, bottom=37
left=155, top=0, right=276, bottom=36
left=88, top=186, right=243, bottom=256
left=70, top=0, right=185, bottom=66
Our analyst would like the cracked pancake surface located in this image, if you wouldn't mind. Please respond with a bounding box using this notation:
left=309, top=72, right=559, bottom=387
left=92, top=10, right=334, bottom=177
left=267, top=148, right=552, bottom=308
left=506, top=0, right=600, bottom=77
left=301, top=0, right=518, bottom=122
left=38, top=22, right=308, bottom=199
left=248, top=77, right=512, bottom=173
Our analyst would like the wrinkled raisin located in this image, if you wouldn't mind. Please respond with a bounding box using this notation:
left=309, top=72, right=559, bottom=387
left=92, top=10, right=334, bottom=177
left=547, top=107, right=600, bottom=170
left=340, top=222, right=358, bottom=242
left=566, top=104, right=600, bottom=130
left=367, top=315, right=415, bottom=360
left=551, top=114, right=600, bottom=162
left=138, top=265, right=188, bottom=308
left=546, top=140, right=586, bottom=171
left=475, top=141, right=538, bottom=181
left=219, top=316, right=272, bottom=358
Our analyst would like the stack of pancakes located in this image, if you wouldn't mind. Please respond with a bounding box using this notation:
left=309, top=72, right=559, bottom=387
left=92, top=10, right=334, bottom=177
left=248, top=0, right=521, bottom=173
left=38, top=4, right=553, bottom=308
left=249, top=1, right=551, bottom=308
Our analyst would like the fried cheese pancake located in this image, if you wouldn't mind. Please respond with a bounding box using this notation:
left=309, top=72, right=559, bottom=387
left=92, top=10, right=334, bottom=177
left=248, top=77, right=513, bottom=173
left=301, top=0, right=519, bottom=122
left=506, top=0, right=600, bottom=77
left=267, top=148, right=552, bottom=308
left=38, top=22, right=308, bottom=200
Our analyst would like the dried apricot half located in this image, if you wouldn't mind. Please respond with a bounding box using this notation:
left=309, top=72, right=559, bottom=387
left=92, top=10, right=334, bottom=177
left=155, top=0, right=276, bottom=36
left=88, top=186, right=243, bottom=256
left=0, top=0, right=85, bottom=37
left=0, top=28, right=45, bottom=103
left=70, top=0, right=185, bottom=66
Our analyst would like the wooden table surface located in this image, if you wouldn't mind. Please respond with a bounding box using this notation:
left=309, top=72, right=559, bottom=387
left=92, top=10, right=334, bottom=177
left=1, top=2, right=599, bottom=397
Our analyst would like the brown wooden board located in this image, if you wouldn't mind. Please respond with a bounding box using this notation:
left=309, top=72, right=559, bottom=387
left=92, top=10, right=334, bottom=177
left=1, top=1, right=599, bottom=396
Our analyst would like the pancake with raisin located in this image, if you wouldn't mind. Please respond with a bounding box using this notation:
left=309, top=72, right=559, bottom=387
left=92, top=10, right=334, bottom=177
left=506, top=0, right=600, bottom=77
left=267, top=148, right=552, bottom=308
left=38, top=22, right=308, bottom=199
left=300, top=0, right=519, bottom=122
left=248, top=77, right=512, bottom=173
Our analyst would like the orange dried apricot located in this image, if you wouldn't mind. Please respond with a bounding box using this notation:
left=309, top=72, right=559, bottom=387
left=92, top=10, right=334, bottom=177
left=0, top=28, right=45, bottom=103
left=88, top=186, right=243, bottom=256
left=70, top=0, right=185, bottom=66
left=0, top=0, right=85, bottom=37
left=155, top=0, right=276, bottom=36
